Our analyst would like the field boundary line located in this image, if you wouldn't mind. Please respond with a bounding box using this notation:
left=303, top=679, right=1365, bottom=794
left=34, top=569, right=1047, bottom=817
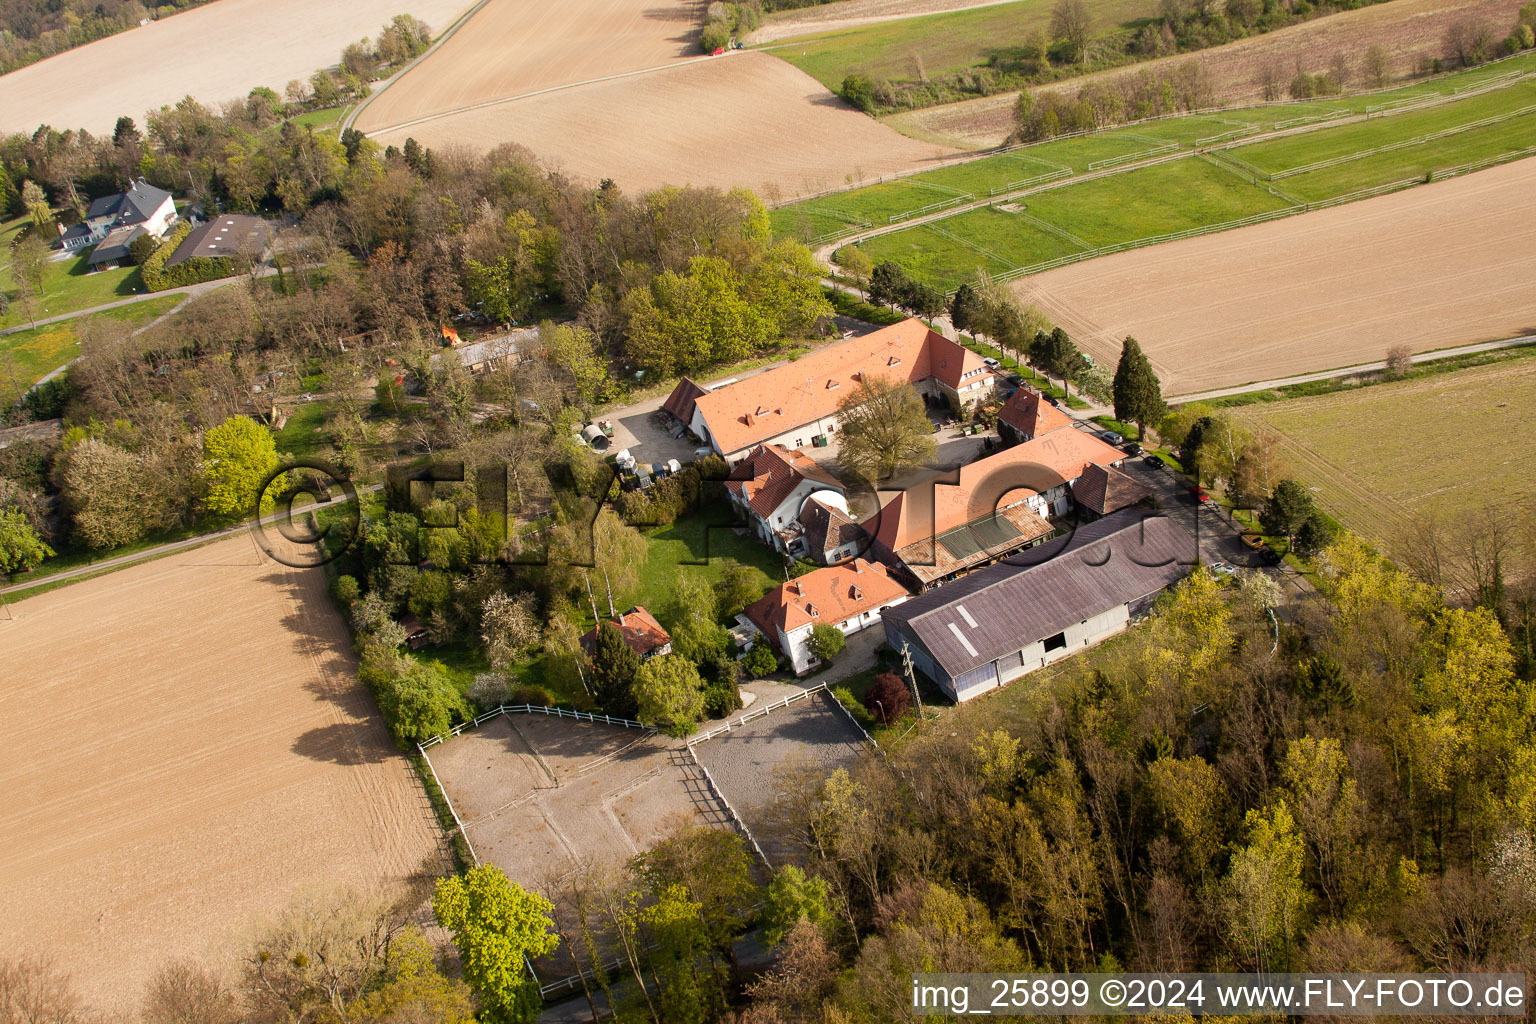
left=1007, top=209, right=1091, bottom=250
left=417, top=739, right=480, bottom=866
left=1270, top=103, right=1536, bottom=179
left=987, top=165, right=1071, bottom=195
left=926, top=220, right=1015, bottom=267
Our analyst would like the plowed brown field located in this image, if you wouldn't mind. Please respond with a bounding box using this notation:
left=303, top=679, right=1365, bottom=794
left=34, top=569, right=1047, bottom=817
left=366, top=52, right=956, bottom=194
left=887, top=0, right=1527, bottom=148
left=0, top=0, right=473, bottom=135
left=1016, top=157, right=1536, bottom=394
left=353, top=0, right=705, bottom=134
left=0, top=536, right=438, bottom=1011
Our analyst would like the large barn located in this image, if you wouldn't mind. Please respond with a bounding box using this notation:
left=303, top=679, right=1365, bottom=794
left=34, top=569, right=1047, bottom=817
left=880, top=511, right=1194, bottom=702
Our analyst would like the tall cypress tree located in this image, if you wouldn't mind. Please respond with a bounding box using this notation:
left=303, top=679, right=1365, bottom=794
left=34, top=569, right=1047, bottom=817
left=1112, top=336, right=1166, bottom=440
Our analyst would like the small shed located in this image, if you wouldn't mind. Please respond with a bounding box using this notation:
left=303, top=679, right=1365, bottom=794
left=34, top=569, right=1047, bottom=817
left=580, top=423, right=610, bottom=451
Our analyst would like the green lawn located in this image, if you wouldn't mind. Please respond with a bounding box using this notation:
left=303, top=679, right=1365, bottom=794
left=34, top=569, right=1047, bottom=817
left=1023, top=156, right=1290, bottom=246
left=628, top=506, right=783, bottom=620
left=274, top=400, right=334, bottom=458
left=1233, top=78, right=1536, bottom=176
left=858, top=223, right=1012, bottom=288
left=1, top=250, right=147, bottom=330
left=289, top=106, right=347, bottom=131
left=1282, top=114, right=1536, bottom=199
left=0, top=294, right=182, bottom=402
left=762, top=0, right=1158, bottom=93
left=856, top=155, right=1287, bottom=289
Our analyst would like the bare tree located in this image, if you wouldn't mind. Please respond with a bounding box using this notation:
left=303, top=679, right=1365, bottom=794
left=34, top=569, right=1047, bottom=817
left=0, top=955, right=95, bottom=1023
left=1049, top=0, right=1093, bottom=62
left=1256, top=59, right=1286, bottom=101
left=1444, top=18, right=1495, bottom=67
left=139, top=961, right=242, bottom=1024
left=1328, top=51, right=1353, bottom=91
left=1384, top=344, right=1413, bottom=377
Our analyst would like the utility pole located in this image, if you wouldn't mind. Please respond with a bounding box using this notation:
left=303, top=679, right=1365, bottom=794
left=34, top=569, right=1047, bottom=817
left=900, top=641, right=924, bottom=721
left=602, top=567, right=616, bottom=617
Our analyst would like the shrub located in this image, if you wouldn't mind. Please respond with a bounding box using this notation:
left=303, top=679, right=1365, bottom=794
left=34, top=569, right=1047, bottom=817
left=832, top=685, right=873, bottom=726
left=742, top=643, right=778, bottom=678
left=140, top=220, right=239, bottom=291
left=128, top=231, right=160, bottom=266
left=508, top=684, right=555, bottom=708
left=862, top=672, right=911, bottom=724
left=700, top=19, right=732, bottom=51
left=807, top=623, right=846, bottom=664
left=703, top=680, right=743, bottom=717
left=468, top=672, right=513, bottom=711
left=841, top=73, right=878, bottom=113
left=331, top=574, right=361, bottom=605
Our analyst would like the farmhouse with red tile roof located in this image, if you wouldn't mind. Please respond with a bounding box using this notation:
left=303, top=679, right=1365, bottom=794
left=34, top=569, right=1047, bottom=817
left=861, top=424, right=1128, bottom=588
left=669, top=319, right=996, bottom=464
left=579, top=606, right=673, bottom=660
left=746, top=560, right=910, bottom=674
left=725, top=444, right=847, bottom=555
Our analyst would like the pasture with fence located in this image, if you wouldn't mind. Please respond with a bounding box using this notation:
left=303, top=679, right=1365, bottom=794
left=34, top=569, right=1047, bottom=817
left=806, top=60, right=1536, bottom=291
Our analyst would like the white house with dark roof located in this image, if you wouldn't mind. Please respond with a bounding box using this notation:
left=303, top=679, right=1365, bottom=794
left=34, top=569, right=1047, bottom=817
left=58, top=179, right=177, bottom=267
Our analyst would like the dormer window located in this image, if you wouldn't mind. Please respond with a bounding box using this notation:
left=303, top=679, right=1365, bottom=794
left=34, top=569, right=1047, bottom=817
left=807, top=603, right=819, bottom=618
left=826, top=380, right=839, bottom=390
left=888, top=356, right=901, bottom=366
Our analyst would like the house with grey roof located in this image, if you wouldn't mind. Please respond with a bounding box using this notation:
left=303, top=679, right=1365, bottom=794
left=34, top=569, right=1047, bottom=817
left=57, top=179, right=177, bottom=266
left=880, top=510, right=1194, bottom=702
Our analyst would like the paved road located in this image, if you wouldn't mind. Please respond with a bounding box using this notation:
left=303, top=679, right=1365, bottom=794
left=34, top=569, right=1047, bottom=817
left=1167, top=335, right=1535, bottom=403
left=0, top=484, right=378, bottom=598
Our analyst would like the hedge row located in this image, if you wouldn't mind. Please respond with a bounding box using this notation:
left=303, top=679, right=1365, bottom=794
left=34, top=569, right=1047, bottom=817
left=141, top=220, right=237, bottom=291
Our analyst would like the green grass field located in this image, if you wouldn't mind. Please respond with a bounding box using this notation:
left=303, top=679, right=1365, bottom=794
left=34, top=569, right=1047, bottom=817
left=1, top=249, right=147, bottom=330
left=631, top=506, right=781, bottom=618
left=0, top=295, right=182, bottom=402
left=855, top=155, right=1289, bottom=288
left=761, top=0, right=1158, bottom=93
left=288, top=106, right=347, bottom=131
left=788, top=63, right=1536, bottom=290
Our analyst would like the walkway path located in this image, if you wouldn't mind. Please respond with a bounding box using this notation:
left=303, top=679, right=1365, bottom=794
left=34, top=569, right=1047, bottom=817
left=0, top=485, right=379, bottom=599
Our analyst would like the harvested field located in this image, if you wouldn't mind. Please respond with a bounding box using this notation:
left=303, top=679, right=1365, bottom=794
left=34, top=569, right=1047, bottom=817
left=1016, top=156, right=1536, bottom=394
left=0, top=535, right=439, bottom=1011
left=352, top=0, right=704, bottom=135
left=0, top=0, right=472, bottom=135
left=424, top=712, right=733, bottom=978
left=691, top=690, right=870, bottom=862
left=1231, top=358, right=1536, bottom=548
left=366, top=53, right=956, bottom=195
left=885, top=0, right=1530, bottom=148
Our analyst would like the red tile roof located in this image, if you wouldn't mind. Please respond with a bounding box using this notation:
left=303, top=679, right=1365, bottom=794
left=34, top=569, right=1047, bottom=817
left=798, top=496, right=863, bottom=561
left=1071, top=462, right=1153, bottom=515
left=579, top=606, right=671, bottom=657
left=662, top=376, right=708, bottom=425
left=692, top=319, right=993, bottom=455
left=863, top=428, right=1125, bottom=552
left=998, top=388, right=1074, bottom=440
left=747, top=560, right=908, bottom=636
left=726, top=444, right=843, bottom=519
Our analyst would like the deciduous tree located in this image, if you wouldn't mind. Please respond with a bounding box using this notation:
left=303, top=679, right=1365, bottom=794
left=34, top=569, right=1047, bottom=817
left=633, top=654, right=706, bottom=737
left=0, top=507, right=52, bottom=573
left=807, top=622, right=846, bottom=663
left=201, top=416, right=280, bottom=519
left=433, top=866, right=559, bottom=1024
left=834, top=376, right=935, bottom=481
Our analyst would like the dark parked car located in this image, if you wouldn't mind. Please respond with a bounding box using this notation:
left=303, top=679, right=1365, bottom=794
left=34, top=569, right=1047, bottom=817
left=1121, top=442, right=1142, bottom=456
left=1005, top=373, right=1023, bottom=385
left=1142, top=454, right=1162, bottom=468
left=1045, top=396, right=1061, bottom=407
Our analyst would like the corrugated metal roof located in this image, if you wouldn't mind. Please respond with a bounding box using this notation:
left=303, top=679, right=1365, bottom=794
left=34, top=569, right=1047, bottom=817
left=882, top=510, right=1194, bottom=676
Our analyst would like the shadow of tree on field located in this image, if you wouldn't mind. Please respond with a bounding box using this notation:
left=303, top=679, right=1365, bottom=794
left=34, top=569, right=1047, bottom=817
left=292, top=722, right=390, bottom=766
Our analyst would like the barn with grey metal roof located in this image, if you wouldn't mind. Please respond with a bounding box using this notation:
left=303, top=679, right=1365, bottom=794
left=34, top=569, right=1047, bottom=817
left=880, top=510, right=1194, bottom=702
